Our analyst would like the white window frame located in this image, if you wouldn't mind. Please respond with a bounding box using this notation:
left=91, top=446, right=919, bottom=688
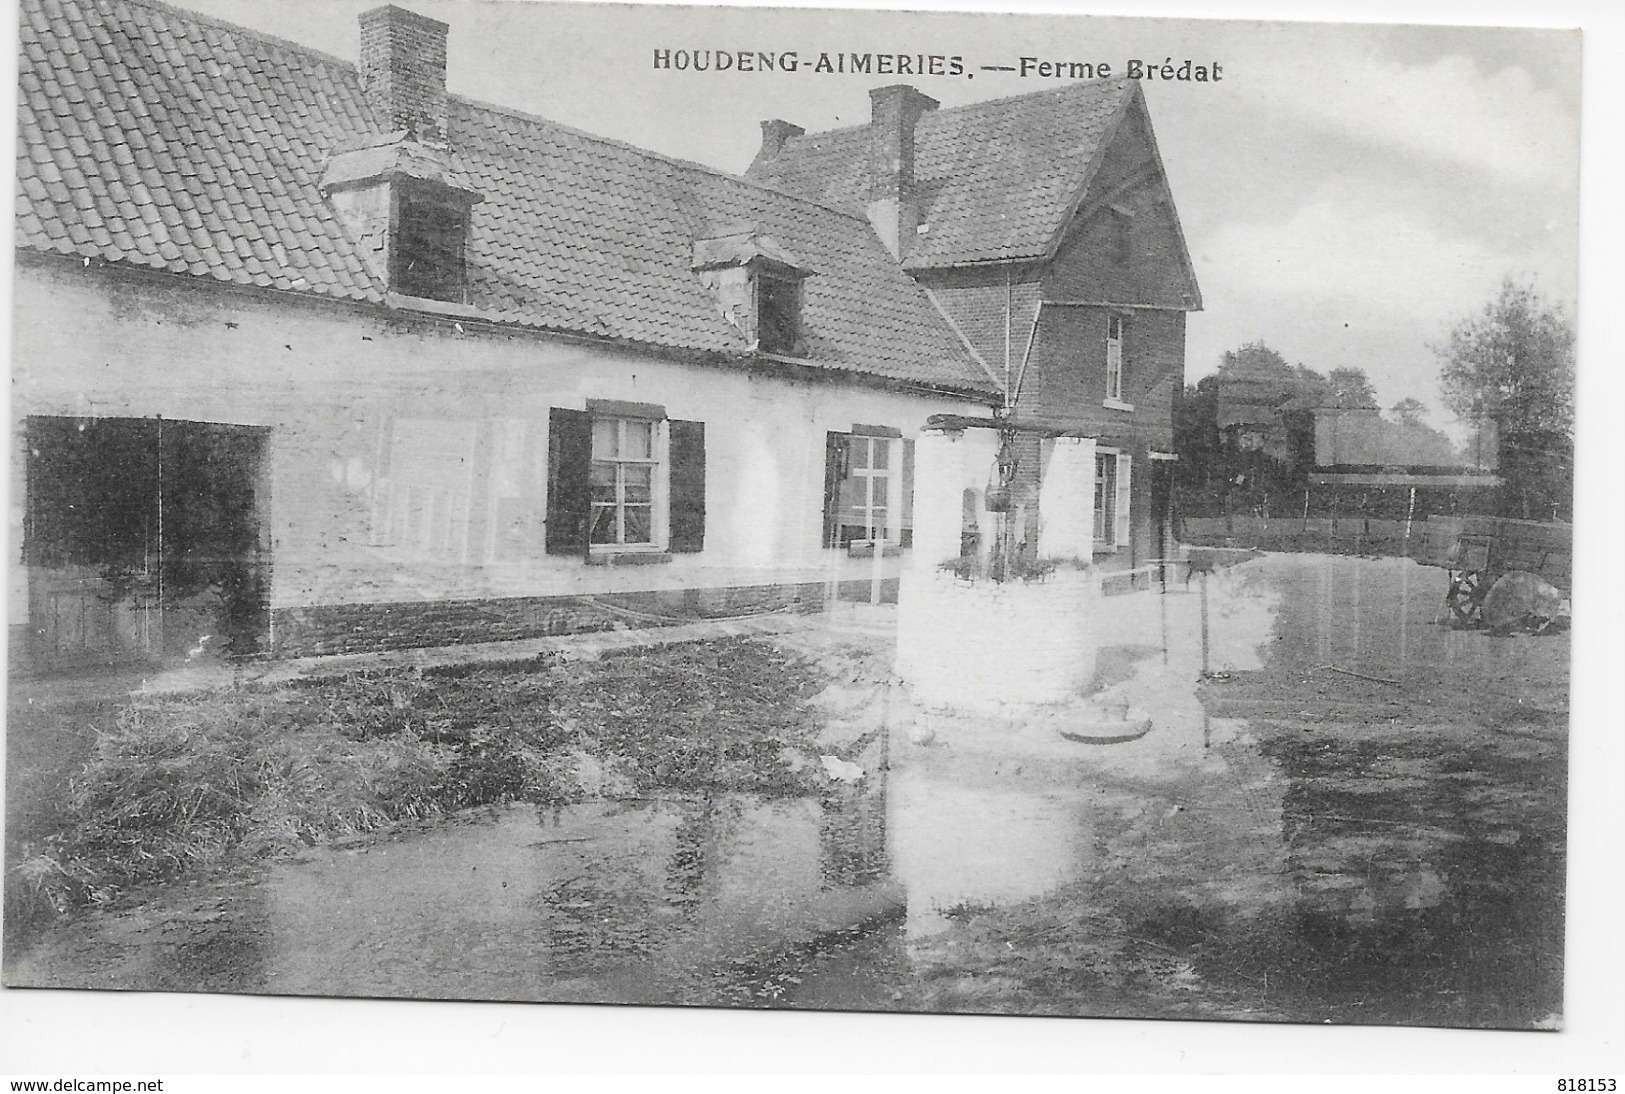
left=1103, top=314, right=1133, bottom=411
left=1094, top=448, right=1133, bottom=550
left=589, top=415, right=668, bottom=551
left=847, top=433, right=896, bottom=546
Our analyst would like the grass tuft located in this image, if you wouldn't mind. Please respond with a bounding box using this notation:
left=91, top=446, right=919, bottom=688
left=10, top=638, right=821, bottom=922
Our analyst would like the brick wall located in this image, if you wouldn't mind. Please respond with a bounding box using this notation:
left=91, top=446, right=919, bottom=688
left=915, top=287, right=1184, bottom=573
left=919, top=267, right=1043, bottom=387
left=1017, top=306, right=1183, bottom=450
left=359, top=6, right=449, bottom=142
left=1042, top=105, right=1198, bottom=311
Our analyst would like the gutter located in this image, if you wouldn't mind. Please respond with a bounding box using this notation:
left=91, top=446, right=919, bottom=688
left=27, top=250, right=994, bottom=404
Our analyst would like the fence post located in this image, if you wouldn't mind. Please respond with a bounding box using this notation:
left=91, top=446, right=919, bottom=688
left=1403, top=486, right=1417, bottom=558
left=1200, top=569, right=1210, bottom=678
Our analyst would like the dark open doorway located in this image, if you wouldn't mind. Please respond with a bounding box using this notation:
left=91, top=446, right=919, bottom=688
left=22, top=416, right=270, bottom=673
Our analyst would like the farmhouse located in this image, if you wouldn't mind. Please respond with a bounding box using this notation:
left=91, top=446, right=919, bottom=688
left=748, top=73, right=1202, bottom=574
left=12, top=0, right=1199, bottom=673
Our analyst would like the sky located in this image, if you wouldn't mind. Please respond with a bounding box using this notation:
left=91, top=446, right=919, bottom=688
left=164, top=0, right=1584, bottom=436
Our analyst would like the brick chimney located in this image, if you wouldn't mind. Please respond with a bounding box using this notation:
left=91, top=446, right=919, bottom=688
left=359, top=5, right=450, bottom=144
left=759, top=119, right=805, bottom=159
left=866, top=84, right=937, bottom=260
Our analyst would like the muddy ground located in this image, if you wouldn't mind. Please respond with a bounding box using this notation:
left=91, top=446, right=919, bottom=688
left=3, top=554, right=1567, bottom=1028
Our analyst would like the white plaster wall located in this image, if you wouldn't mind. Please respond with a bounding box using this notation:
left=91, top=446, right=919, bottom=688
left=907, top=427, right=1001, bottom=571
left=12, top=261, right=989, bottom=610
left=1038, top=435, right=1097, bottom=561
left=896, top=567, right=1098, bottom=710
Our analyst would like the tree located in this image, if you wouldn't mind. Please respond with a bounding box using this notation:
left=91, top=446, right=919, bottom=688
left=1217, top=340, right=1292, bottom=379
left=1435, top=279, right=1575, bottom=519
left=1325, top=367, right=1378, bottom=409
left=1389, top=397, right=1428, bottom=425
left=1437, top=279, right=1574, bottom=438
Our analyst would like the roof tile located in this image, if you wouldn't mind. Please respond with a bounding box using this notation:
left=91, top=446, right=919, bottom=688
left=747, top=79, right=1135, bottom=268
left=16, top=0, right=989, bottom=392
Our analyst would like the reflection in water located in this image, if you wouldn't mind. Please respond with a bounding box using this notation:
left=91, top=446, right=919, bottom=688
left=888, top=772, right=1081, bottom=938
left=8, top=557, right=1562, bottom=1021
left=666, top=796, right=718, bottom=912
left=254, top=791, right=905, bottom=1003
left=819, top=785, right=888, bottom=889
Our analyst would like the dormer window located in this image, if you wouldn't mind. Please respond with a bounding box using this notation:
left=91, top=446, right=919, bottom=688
left=394, top=186, right=469, bottom=303
left=321, top=134, right=483, bottom=307
left=756, top=270, right=803, bottom=355
left=693, top=224, right=814, bottom=357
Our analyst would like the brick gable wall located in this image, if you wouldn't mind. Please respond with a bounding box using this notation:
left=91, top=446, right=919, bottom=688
left=1042, top=107, right=1198, bottom=310
left=921, top=268, right=1044, bottom=388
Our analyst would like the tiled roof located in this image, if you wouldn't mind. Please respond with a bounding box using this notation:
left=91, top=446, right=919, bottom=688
left=15, top=0, right=991, bottom=393
left=747, top=80, right=1137, bottom=270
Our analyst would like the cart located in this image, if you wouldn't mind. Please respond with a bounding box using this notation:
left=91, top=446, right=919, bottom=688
left=1417, top=516, right=1572, bottom=626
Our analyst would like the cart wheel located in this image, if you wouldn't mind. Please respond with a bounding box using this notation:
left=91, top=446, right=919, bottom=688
left=1447, top=571, right=1485, bottom=626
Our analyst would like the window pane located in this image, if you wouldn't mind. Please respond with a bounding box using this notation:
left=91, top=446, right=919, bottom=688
left=870, top=506, right=888, bottom=537
left=591, top=418, right=618, bottom=459
left=623, top=464, right=653, bottom=503
left=870, top=475, right=888, bottom=506
left=590, top=506, right=618, bottom=544
left=624, top=420, right=653, bottom=460
left=590, top=462, right=617, bottom=503
left=871, top=439, right=891, bottom=468
left=622, top=506, right=652, bottom=544
left=849, top=438, right=870, bottom=470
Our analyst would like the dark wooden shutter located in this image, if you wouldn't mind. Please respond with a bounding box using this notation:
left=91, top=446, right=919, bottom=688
left=545, top=407, right=591, bottom=555
left=900, top=438, right=915, bottom=549
left=669, top=419, right=705, bottom=553
left=822, top=431, right=848, bottom=548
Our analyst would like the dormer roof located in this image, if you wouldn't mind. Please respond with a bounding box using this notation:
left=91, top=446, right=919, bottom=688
left=692, top=225, right=812, bottom=277
left=319, top=131, right=482, bottom=201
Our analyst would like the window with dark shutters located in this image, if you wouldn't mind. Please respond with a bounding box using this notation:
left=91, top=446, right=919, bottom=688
left=545, top=407, right=592, bottom=555
left=546, top=406, right=705, bottom=557
left=900, top=438, right=915, bottom=548
left=821, top=427, right=912, bottom=550
left=668, top=419, right=705, bottom=553
left=822, top=431, right=848, bottom=548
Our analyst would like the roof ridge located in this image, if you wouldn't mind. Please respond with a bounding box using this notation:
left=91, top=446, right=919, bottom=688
left=931, top=75, right=1134, bottom=115
left=778, top=75, right=1136, bottom=145
left=449, top=92, right=872, bottom=225
left=71, top=0, right=361, bottom=73
left=77, top=0, right=869, bottom=227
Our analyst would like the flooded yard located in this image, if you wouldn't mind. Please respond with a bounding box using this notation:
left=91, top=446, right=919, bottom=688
left=4, top=554, right=1567, bottom=1028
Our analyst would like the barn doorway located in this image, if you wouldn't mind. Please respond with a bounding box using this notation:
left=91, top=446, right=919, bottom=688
left=22, top=416, right=270, bottom=673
